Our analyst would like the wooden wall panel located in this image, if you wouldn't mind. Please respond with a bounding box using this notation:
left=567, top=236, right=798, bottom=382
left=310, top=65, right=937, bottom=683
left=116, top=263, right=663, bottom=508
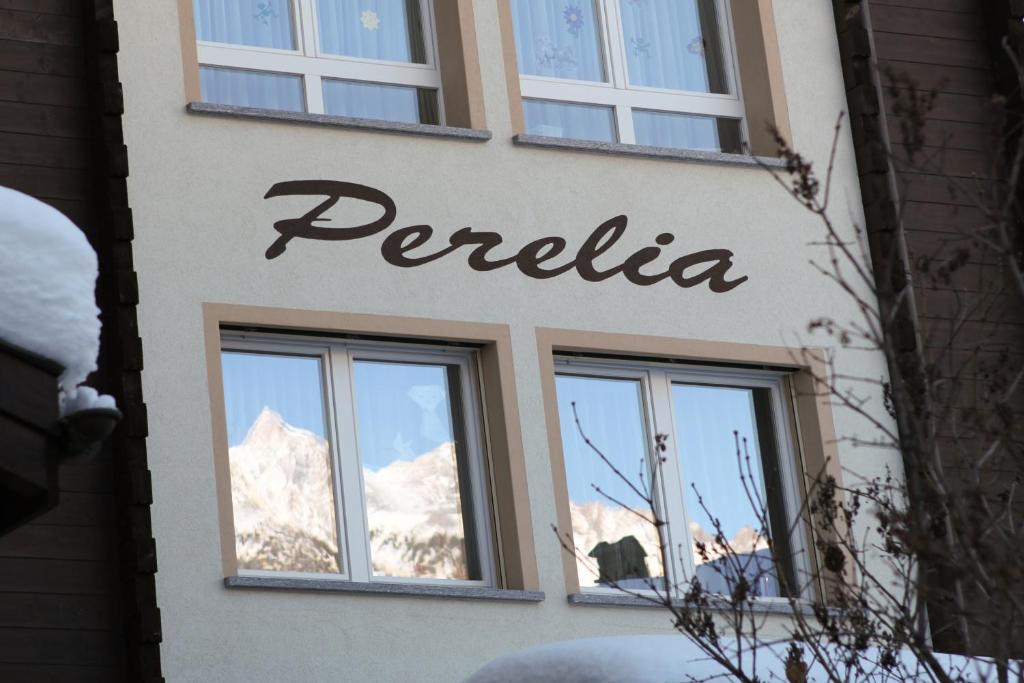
left=836, top=0, right=1024, bottom=656
left=0, top=2, right=139, bottom=679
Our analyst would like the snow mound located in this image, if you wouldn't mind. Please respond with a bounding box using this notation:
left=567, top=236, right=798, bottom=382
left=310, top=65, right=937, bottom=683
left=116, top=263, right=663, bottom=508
left=462, top=636, right=724, bottom=683
left=461, top=635, right=1008, bottom=683
left=60, top=385, right=117, bottom=415
left=0, top=187, right=101, bottom=396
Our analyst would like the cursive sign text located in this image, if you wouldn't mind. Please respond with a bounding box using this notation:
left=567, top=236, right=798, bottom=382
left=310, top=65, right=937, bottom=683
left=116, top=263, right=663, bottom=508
left=264, top=180, right=748, bottom=293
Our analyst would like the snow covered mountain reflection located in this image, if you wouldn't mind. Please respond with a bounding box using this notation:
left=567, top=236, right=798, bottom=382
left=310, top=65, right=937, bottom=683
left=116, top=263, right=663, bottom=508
left=229, top=408, right=469, bottom=578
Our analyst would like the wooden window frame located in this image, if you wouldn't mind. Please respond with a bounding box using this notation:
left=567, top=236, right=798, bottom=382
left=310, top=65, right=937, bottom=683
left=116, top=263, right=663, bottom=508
left=220, top=332, right=498, bottom=586
left=513, top=0, right=746, bottom=144
left=553, top=356, right=812, bottom=605
left=178, top=0, right=487, bottom=128
left=536, top=327, right=846, bottom=603
left=203, top=304, right=539, bottom=591
left=498, top=0, right=792, bottom=155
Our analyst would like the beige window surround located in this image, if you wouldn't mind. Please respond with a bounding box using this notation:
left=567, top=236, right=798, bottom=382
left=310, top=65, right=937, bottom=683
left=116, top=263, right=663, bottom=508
left=535, top=327, right=845, bottom=601
left=202, top=303, right=539, bottom=592
left=496, top=0, right=792, bottom=156
left=177, top=0, right=487, bottom=129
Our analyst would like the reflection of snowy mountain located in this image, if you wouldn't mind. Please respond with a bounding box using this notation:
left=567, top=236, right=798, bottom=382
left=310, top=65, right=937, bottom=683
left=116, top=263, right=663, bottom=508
left=569, top=501, right=663, bottom=586
left=688, top=521, right=769, bottom=562
left=567, top=499, right=770, bottom=589
left=229, top=408, right=468, bottom=579
left=231, top=409, right=776, bottom=589
left=363, top=441, right=468, bottom=580
left=230, top=408, right=339, bottom=573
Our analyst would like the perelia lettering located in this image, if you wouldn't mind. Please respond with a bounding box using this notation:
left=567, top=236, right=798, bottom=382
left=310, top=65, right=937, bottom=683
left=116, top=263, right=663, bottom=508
left=263, top=179, right=747, bottom=293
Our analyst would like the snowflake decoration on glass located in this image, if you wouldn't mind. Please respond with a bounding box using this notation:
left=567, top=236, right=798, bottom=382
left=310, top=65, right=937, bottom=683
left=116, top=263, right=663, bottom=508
left=630, top=36, right=651, bottom=58
left=535, top=36, right=578, bottom=71
left=253, top=1, right=277, bottom=25
left=563, top=4, right=585, bottom=36
left=687, top=35, right=706, bottom=55
left=360, top=9, right=381, bottom=30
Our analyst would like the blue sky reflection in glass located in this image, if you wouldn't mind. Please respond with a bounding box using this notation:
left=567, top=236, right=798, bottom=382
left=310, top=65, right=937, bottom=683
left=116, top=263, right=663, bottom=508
left=672, top=384, right=767, bottom=550
left=222, top=351, right=327, bottom=447
left=556, top=374, right=664, bottom=587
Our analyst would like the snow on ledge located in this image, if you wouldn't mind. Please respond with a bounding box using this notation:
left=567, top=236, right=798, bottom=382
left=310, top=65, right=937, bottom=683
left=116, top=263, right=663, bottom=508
left=0, top=187, right=104, bottom=405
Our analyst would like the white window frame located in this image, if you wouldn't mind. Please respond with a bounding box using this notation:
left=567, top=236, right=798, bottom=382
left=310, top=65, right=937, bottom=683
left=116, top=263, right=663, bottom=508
left=516, top=0, right=747, bottom=145
left=221, top=331, right=496, bottom=587
left=195, top=0, right=444, bottom=119
left=554, top=356, right=812, bottom=604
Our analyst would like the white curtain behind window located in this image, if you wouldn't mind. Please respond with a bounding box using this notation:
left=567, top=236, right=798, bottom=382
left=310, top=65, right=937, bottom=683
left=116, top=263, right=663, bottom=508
left=512, top=0, right=606, bottom=82
left=317, top=0, right=425, bottom=63
left=200, top=67, right=305, bottom=112
left=194, top=0, right=295, bottom=49
left=619, top=0, right=728, bottom=93
left=523, top=99, right=616, bottom=142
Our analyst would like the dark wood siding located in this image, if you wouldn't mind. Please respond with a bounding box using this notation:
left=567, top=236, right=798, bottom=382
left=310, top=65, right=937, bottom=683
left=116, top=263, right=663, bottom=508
left=869, top=0, right=1024, bottom=397
left=837, top=0, right=1024, bottom=657
left=0, top=0, right=162, bottom=680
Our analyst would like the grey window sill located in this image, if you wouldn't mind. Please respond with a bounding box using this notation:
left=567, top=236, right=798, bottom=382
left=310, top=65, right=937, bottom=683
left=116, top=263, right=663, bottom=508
left=568, top=592, right=818, bottom=616
left=513, top=134, right=785, bottom=168
left=186, top=102, right=492, bottom=141
left=224, top=575, right=544, bottom=602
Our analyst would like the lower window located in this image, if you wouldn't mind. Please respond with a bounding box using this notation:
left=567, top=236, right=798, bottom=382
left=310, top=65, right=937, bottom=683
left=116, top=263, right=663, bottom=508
left=554, top=357, right=804, bottom=598
left=220, top=331, right=494, bottom=585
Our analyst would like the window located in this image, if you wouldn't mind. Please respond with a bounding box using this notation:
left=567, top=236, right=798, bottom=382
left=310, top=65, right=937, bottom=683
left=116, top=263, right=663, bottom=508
left=509, top=0, right=745, bottom=152
left=192, top=0, right=442, bottom=124
left=554, top=357, right=805, bottom=599
left=219, top=331, right=495, bottom=585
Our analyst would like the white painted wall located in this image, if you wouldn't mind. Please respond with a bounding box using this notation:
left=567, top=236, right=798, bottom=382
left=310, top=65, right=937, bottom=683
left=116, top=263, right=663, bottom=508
left=114, top=1, right=898, bottom=680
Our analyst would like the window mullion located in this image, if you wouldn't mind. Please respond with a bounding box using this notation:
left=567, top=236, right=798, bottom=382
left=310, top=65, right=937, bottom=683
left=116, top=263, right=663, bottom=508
left=716, top=0, right=750, bottom=147
left=329, top=345, right=371, bottom=583
left=717, top=0, right=741, bottom=99
left=296, top=0, right=318, bottom=57
left=455, top=357, right=497, bottom=587
left=772, top=380, right=814, bottom=601
left=648, top=369, right=697, bottom=595
left=304, top=74, right=324, bottom=114
left=615, top=105, right=635, bottom=144
left=601, top=0, right=629, bottom=90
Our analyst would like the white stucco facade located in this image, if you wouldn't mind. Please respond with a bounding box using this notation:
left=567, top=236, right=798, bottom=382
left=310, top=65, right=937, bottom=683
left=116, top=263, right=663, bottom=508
left=114, top=1, right=897, bottom=680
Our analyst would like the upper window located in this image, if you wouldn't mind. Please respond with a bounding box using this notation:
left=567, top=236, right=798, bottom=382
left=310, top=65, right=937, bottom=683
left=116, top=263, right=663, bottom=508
left=193, top=0, right=442, bottom=124
left=554, top=357, right=804, bottom=598
left=510, top=0, right=745, bottom=152
left=220, top=332, right=494, bottom=585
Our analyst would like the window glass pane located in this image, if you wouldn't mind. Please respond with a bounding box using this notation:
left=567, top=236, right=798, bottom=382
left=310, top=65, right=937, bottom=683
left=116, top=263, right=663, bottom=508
left=353, top=360, right=480, bottom=581
left=200, top=66, right=304, bottom=112
left=222, top=351, right=341, bottom=574
left=523, top=99, right=615, bottom=142
left=672, top=384, right=781, bottom=597
left=634, top=110, right=742, bottom=153
left=556, top=374, right=664, bottom=589
left=193, top=0, right=296, bottom=49
left=511, top=0, right=606, bottom=82
left=316, top=0, right=427, bottom=63
left=618, top=0, right=729, bottom=94
left=322, top=79, right=438, bottom=124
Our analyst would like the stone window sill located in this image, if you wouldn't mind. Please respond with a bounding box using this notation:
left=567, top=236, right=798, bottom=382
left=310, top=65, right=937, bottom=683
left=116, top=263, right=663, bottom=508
left=224, top=575, right=544, bottom=602
left=567, top=591, right=818, bottom=615
left=512, top=134, right=786, bottom=168
left=186, top=102, right=492, bottom=142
